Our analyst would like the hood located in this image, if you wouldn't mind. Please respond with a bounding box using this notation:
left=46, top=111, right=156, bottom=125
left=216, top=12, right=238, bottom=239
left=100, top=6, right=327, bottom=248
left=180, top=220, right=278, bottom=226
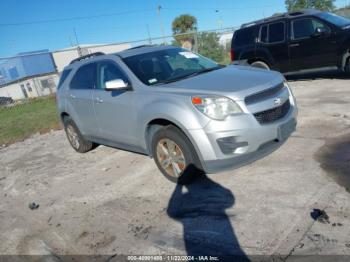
left=153, top=65, right=285, bottom=100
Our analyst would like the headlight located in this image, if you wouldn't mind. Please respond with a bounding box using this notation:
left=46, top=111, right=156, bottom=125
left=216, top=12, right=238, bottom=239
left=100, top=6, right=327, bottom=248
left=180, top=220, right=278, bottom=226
left=191, top=96, right=242, bottom=121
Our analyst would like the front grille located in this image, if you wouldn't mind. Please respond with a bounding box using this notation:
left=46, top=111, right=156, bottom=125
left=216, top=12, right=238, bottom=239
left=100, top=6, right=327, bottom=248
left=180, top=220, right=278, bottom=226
left=245, top=83, right=284, bottom=105
left=254, top=100, right=291, bottom=124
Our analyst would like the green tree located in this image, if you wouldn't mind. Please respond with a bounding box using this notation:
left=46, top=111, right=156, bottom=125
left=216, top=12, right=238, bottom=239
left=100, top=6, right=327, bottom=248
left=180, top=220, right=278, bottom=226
left=197, top=32, right=225, bottom=63
left=285, top=0, right=335, bottom=11
left=172, top=14, right=197, bottom=49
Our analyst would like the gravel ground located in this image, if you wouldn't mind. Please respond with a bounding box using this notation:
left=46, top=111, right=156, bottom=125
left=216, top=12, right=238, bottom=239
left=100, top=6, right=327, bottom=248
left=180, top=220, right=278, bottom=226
left=0, top=71, right=350, bottom=260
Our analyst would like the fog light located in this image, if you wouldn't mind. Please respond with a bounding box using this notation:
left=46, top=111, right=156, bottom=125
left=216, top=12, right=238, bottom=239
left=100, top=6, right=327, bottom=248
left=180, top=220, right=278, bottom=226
left=217, top=136, right=248, bottom=155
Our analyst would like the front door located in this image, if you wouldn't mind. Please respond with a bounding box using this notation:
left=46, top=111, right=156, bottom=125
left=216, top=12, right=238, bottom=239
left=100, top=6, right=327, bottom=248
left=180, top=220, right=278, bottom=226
left=289, top=17, right=338, bottom=71
left=93, top=60, right=136, bottom=145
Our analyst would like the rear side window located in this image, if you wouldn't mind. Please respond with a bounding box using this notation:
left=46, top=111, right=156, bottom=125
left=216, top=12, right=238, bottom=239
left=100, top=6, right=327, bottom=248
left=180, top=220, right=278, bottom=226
left=70, top=63, right=97, bottom=90
left=269, top=22, right=285, bottom=43
left=234, top=27, right=256, bottom=46
left=260, top=22, right=285, bottom=44
left=260, top=25, right=268, bottom=43
left=57, top=69, right=72, bottom=90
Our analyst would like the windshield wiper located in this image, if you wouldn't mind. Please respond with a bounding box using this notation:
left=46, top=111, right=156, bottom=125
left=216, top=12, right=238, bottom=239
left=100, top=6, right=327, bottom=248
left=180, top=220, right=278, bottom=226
left=154, top=65, right=225, bottom=85
left=187, top=65, right=225, bottom=78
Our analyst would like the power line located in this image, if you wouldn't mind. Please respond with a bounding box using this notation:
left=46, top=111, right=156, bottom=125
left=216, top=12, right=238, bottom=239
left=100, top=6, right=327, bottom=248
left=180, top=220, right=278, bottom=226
left=0, top=9, right=153, bottom=27
left=0, top=4, right=281, bottom=27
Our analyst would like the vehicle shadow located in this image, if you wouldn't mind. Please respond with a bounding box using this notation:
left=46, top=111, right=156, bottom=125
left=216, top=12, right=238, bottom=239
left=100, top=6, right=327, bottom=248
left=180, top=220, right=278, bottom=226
left=285, top=69, right=349, bottom=81
left=167, top=173, right=250, bottom=261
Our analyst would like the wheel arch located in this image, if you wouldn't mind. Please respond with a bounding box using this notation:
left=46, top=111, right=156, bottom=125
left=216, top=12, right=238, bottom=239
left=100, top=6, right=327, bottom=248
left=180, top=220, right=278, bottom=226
left=144, top=118, right=203, bottom=164
left=60, top=112, right=70, bottom=122
left=341, top=47, right=350, bottom=71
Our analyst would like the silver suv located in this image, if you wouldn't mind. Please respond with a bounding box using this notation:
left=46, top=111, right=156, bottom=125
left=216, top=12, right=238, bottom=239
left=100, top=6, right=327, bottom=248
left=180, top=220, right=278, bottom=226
left=56, top=45, right=297, bottom=184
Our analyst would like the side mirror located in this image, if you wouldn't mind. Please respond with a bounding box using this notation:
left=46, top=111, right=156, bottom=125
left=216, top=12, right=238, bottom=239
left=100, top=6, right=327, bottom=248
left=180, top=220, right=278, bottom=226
left=313, top=27, right=328, bottom=37
left=105, top=79, right=129, bottom=90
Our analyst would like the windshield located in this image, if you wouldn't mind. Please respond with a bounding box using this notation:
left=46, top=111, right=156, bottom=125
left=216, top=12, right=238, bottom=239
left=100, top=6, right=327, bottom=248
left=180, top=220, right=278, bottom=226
left=122, top=48, right=220, bottom=86
left=316, top=12, right=350, bottom=27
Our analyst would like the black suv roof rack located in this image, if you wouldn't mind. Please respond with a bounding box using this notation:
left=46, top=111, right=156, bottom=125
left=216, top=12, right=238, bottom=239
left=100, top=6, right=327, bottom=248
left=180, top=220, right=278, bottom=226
left=240, top=10, right=311, bottom=28
left=69, top=52, right=105, bottom=65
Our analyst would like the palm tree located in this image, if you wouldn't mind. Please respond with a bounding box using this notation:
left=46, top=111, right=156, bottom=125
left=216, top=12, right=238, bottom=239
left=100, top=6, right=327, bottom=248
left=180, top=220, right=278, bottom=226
left=172, top=14, right=197, bottom=50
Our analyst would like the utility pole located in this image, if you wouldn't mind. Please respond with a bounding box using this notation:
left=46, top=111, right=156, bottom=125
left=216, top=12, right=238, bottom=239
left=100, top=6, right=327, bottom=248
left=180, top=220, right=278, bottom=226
left=68, top=36, right=74, bottom=47
left=146, top=24, right=152, bottom=45
left=215, top=10, right=223, bottom=29
left=157, top=5, right=166, bottom=45
left=73, top=27, right=82, bottom=57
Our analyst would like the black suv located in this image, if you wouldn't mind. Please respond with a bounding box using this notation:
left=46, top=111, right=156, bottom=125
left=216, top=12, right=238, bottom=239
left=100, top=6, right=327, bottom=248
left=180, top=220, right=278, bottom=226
left=231, top=9, right=350, bottom=73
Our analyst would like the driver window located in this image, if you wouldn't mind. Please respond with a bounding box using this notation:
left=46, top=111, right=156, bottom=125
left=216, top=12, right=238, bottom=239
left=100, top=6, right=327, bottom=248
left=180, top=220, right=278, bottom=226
left=98, top=61, right=127, bottom=90
left=292, top=18, right=330, bottom=40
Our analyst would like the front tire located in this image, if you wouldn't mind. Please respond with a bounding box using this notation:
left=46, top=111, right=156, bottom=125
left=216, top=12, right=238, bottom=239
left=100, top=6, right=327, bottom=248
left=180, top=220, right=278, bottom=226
left=250, top=61, right=270, bottom=70
left=151, top=125, right=203, bottom=184
left=63, top=116, right=94, bottom=153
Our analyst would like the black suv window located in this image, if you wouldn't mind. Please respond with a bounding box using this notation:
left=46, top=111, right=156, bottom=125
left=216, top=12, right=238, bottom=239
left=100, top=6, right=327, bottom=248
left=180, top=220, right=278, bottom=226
left=292, top=18, right=330, bottom=40
left=260, top=22, right=285, bottom=44
left=70, top=63, right=97, bottom=90
left=269, top=22, right=285, bottom=43
left=234, top=26, right=256, bottom=46
left=97, top=61, right=128, bottom=89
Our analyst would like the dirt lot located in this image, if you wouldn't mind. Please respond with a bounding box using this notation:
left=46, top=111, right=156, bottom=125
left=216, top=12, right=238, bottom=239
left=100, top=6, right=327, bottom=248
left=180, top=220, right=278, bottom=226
left=0, top=71, right=350, bottom=259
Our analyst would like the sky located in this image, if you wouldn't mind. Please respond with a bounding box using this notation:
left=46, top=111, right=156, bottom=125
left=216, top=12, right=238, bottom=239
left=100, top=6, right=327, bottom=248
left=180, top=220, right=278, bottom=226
left=0, top=0, right=349, bottom=58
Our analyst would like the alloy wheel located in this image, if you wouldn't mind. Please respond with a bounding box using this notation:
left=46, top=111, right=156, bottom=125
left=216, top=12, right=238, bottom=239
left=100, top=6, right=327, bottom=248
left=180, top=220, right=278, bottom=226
left=156, top=138, right=186, bottom=177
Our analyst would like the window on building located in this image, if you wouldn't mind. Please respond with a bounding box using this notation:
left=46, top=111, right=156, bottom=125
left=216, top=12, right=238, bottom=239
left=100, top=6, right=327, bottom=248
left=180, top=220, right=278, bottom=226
left=26, top=83, right=33, bottom=92
left=41, top=78, right=55, bottom=89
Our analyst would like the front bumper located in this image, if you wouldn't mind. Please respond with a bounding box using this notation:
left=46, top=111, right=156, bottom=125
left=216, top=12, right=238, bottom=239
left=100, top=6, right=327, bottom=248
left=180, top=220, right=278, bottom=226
left=188, top=96, right=297, bottom=174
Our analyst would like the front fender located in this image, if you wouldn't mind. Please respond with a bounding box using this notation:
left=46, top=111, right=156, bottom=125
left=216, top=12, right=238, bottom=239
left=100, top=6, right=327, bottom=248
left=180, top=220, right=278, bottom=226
left=137, top=97, right=210, bottom=156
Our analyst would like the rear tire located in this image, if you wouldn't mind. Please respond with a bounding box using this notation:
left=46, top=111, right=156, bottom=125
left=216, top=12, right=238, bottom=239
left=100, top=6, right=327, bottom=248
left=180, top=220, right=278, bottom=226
left=63, top=116, right=94, bottom=153
left=250, top=61, right=270, bottom=70
left=151, top=125, right=203, bottom=184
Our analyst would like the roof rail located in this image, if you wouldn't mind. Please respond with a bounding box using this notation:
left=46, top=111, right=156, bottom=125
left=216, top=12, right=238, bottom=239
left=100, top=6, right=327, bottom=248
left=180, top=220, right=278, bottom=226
left=241, top=14, right=287, bottom=28
left=69, top=52, right=105, bottom=65
left=127, top=45, right=156, bottom=50
left=240, top=10, right=307, bottom=28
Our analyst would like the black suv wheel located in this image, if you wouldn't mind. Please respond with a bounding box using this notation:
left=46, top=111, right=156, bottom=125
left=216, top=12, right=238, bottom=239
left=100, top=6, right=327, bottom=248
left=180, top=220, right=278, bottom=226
left=151, top=125, right=203, bottom=184
left=250, top=61, right=270, bottom=70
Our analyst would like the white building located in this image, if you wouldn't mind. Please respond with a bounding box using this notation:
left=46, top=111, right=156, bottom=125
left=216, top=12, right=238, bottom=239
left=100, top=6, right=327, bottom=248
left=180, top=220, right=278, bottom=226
left=219, top=32, right=234, bottom=47
left=52, top=43, right=131, bottom=72
left=0, top=43, right=131, bottom=100
left=0, top=72, right=59, bottom=100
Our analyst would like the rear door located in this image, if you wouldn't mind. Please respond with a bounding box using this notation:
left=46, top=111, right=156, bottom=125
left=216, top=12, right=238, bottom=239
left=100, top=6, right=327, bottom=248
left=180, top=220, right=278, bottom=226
left=66, top=62, right=99, bottom=136
left=93, top=60, right=136, bottom=145
left=289, top=17, right=338, bottom=70
left=258, top=21, right=289, bottom=72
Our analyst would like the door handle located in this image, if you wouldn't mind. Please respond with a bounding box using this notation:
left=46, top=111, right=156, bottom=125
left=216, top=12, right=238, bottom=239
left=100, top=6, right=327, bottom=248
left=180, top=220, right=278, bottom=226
left=70, top=94, right=76, bottom=99
left=289, top=43, right=300, bottom=47
left=95, top=97, right=104, bottom=103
